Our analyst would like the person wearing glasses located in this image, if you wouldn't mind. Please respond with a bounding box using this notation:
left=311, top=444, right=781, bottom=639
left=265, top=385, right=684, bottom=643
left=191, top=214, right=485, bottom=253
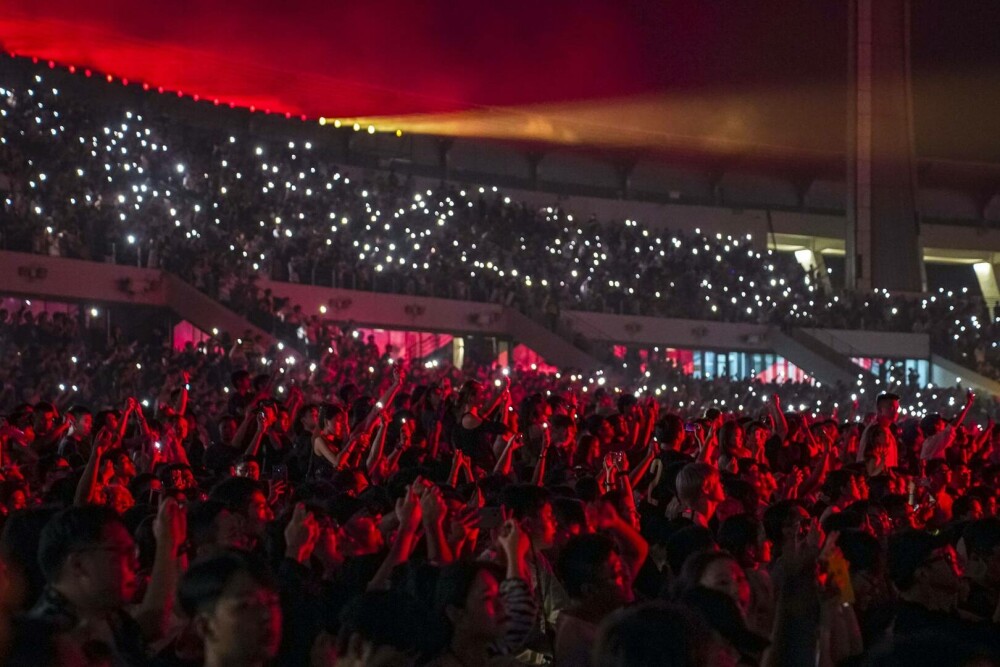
left=29, top=501, right=186, bottom=666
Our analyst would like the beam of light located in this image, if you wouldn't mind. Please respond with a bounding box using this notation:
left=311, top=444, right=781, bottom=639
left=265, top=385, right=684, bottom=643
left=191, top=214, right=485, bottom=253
left=326, top=89, right=848, bottom=161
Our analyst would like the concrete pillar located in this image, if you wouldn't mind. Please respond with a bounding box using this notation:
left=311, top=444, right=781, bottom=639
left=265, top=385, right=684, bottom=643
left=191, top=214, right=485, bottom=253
left=846, top=0, right=922, bottom=292
left=973, top=261, right=1000, bottom=312
left=452, top=336, right=465, bottom=369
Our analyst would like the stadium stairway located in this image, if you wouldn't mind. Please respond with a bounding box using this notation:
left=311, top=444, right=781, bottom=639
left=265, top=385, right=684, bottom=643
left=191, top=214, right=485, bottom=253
left=0, top=251, right=276, bottom=347
left=255, top=277, right=605, bottom=372
left=767, top=327, right=869, bottom=387
left=930, top=354, right=1000, bottom=397
left=501, top=308, right=604, bottom=373
left=0, top=251, right=603, bottom=370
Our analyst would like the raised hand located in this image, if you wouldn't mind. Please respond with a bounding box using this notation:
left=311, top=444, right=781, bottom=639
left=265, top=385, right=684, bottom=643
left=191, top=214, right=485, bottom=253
left=420, top=484, right=448, bottom=525
left=497, top=518, right=530, bottom=569
left=395, top=482, right=423, bottom=534
left=267, top=480, right=287, bottom=506
left=92, top=427, right=114, bottom=458
left=586, top=499, right=622, bottom=531
left=154, top=497, right=187, bottom=556
left=447, top=506, right=481, bottom=550
left=284, top=503, right=320, bottom=563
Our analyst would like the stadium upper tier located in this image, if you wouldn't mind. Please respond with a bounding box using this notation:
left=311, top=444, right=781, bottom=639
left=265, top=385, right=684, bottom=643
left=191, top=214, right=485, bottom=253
left=0, top=64, right=998, bottom=382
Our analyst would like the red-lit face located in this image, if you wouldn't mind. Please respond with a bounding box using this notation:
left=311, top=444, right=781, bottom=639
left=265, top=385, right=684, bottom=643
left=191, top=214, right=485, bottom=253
left=220, top=418, right=238, bottom=443
left=594, top=551, right=633, bottom=607
left=7, top=490, right=26, bottom=512
left=302, top=406, right=319, bottom=431
left=73, top=523, right=139, bottom=610
left=527, top=503, right=557, bottom=549
left=877, top=400, right=899, bottom=423
left=35, top=410, right=58, bottom=434
left=453, top=570, right=505, bottom=642
left=198, top=571, right=282, bottom=664
left=244, top=490, right=272, bottom=533
left=699, top=557, right=751, bottom=615
left=705, top=472, right=726, bottom=503
left=73, top=414, right=93, bottom=437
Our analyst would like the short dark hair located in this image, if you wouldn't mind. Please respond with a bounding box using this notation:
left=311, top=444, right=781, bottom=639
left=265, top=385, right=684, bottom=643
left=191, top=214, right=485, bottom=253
left=177, top=551, right=277, bottom=618
left=209, top=477, right=265, bottom=513
left=593, top=602, right=711, bottom=667
left=717, top=514, right=762, bottom=559
left=876, top=393, right=900, bottom=407
left=230, top=370, right=250, bottom=387
left=186, top=500, right=230, bottom=548
left=672, top=551, right=739, bottom=600
left=558, top=533, right=618, bottom=599
left=37, top=505, right=124, bottom=582
left=920, top=414, right=945, bottom=437
left=433, top=561, right=504, bottom=618
left=336, top=590, right=433, bottom=657
left=962, top=518, right=1000, bottom=558
left=952, top=495, right=981, bottom=520
left=925, top=459, right=950, bottom=476
left=888, top=530, right=946, bottom=592
left=837, top=529, right=881, bottom=574
left=664, top=525, right=716, bottom=577
left=552, top=497, right=586, bottom=530
left=500, top=484, right=552, bottom=520
left=822, top=469, right=860, bottom=501
left=762, top=500, right=806, bottom=545
left=657, top=414, right=684, bottom=443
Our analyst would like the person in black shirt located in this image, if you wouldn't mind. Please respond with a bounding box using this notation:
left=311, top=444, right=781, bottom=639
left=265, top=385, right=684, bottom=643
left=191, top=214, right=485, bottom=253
left=959, top=519, right=1000, bottom=622
left=888, top=530, right=1000, bottom=658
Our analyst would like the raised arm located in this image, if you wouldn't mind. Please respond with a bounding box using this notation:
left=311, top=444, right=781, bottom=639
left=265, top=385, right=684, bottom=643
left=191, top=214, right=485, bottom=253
left=368, top=483, right=422, bottom=591
left=366, top=412, right=391, bottom=476
left=491, top=520, right=538, bottom=656
left=174, top=370, right=191, bottom=416
left=482, top=376, right=511, bottom=420
left=587, top=500, right=649, bottom=578
left=493, top=434, right=522, bottom=477
left=354, top=366, right=405, bottom=437
left=531, top=439, right=551, bottom=486
left=953, top=390, right=975, bottom=428
left=134, top=498, right=187, bottom=643
left=74, top=428, right=113, bottom=506
left=770, top=394, right=789, bottom=440
left=244, top=412, right=269, bottom=459
left=628, top=440, right=658, bottom=488
left=420, top=484, right=454, bottom=565
left=117, top=398, right=136, bottom=444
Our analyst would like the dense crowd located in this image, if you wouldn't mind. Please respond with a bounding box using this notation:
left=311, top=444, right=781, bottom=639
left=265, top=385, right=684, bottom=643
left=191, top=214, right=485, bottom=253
left=0, top=65, right=999, bottom=382
left=1, top=306, right=1000, bottom=666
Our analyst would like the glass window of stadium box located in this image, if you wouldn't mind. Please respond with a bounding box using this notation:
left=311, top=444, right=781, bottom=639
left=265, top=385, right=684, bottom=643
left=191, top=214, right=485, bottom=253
left=851, top=357, right=930, bottom=387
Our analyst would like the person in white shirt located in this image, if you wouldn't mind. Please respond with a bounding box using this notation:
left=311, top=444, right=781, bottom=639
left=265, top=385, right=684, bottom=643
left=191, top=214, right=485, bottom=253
left=920, top=391, right=975, bottom=461
left=875, top=393, right=901, bottom=468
